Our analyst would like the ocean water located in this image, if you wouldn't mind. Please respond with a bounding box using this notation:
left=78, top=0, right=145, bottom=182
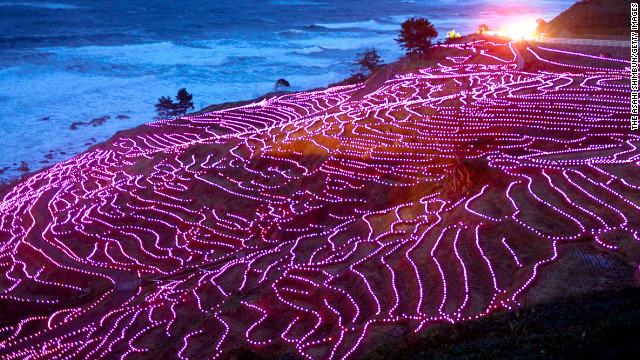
left=0, top=0, right=575, bottom=182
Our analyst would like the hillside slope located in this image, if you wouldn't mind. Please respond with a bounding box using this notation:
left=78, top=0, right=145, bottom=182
left=0, top=41, right=637, bottom=359
left=543, top=0, right=633, bottom=38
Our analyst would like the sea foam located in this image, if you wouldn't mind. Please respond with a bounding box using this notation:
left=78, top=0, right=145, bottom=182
left=0, top=2, right=80, bottom=9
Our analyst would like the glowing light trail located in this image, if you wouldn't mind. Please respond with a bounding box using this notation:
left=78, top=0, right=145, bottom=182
left=0, top=40, right=636, bottom=359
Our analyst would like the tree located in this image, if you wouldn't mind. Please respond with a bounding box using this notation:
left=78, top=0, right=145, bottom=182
left=274, top=79, right=291, bottom=92
left=477, top=24, right=489, bottom=34
left=445, top=29, right=461, bottom=44
left=154, top=88, right=195, bottom=119
left=154, top=95, right=176, bottom=119
left=536, top=19, right=548, bottom=35
left=353, top=48, right=383, bottom=77
left=174, top=88, right=194, bottom=116
left=395, top=17, right=438, bottom=56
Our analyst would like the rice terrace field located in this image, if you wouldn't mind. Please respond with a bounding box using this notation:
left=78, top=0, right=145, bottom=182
left=0, top=39, right=638, bottom=359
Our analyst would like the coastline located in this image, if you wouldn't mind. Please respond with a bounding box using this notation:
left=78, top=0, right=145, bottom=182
left=0, top=38, right=505, bottom=199
left=0, top=73, right=357, bottom=193
left=1, top=30, right=630, bottom=198
left=0, top=24, right=634, bottom=355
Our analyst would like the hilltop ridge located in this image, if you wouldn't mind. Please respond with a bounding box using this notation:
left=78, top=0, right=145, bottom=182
left=543, top=0, right=632, bottom=38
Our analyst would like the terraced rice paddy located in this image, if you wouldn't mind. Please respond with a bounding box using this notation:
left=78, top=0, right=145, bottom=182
left=0, top=40, right=637, bottom=359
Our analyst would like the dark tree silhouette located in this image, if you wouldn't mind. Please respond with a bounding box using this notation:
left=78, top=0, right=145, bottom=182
left=353, top=48, right=383, bottom=76
left=174, top=88, right=194, bottom=116
left=154, top=88, right=195, bottom=119
left=154, top=96, right=176, bottom=119
left=395, top=17, right=438, bottom=56
left=275, top=79, right=291, bottom=92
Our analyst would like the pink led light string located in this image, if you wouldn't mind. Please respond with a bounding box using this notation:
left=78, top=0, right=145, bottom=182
left=0, top=40, right=638, bottom=359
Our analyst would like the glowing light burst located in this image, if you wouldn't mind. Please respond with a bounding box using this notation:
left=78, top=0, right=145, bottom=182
left=485, top=18, right=539, bottom=40
left=0, top=41, right=637, bottom=360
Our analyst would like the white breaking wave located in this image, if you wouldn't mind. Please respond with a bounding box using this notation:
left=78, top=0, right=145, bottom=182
left=271, top=0, right=327, bottom=5
left=314, top=20, right=399, bottom=32
left=0, top=2, right=80, bottom=9
left=0, top=0, right=576, bottom=183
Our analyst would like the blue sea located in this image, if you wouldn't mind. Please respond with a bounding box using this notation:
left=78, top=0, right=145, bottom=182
left=0, top=0, right=575, bottom=182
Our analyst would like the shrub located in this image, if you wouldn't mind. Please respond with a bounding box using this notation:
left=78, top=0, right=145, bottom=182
left=478, top=24, right=489, bottom=34
left=445, top=29, right=461, bottom=44
left=274, top=79, right=291, bottom=92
